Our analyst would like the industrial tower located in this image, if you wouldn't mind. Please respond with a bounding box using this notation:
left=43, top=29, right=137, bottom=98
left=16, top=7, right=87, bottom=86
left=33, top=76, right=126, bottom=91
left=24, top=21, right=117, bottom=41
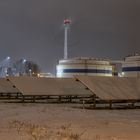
left=63, top=19, right=71, bottom=59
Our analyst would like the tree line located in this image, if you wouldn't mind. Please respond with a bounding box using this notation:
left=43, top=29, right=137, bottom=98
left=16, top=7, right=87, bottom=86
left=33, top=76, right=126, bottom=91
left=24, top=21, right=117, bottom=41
left=7, top=59, right=41, bottom=77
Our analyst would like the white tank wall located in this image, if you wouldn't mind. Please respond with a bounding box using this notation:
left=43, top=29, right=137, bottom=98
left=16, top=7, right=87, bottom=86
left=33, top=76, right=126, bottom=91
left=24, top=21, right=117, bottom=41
left=56, top=58, right=113, bottom=77
left=122, top=55, right=140, bottom=77
left=125, top=55, right=140, bottom=61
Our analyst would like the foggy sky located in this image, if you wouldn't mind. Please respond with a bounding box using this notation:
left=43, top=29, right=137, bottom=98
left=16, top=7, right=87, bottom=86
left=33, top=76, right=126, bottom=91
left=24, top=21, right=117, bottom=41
left=0, top=0, right=140, bottom=73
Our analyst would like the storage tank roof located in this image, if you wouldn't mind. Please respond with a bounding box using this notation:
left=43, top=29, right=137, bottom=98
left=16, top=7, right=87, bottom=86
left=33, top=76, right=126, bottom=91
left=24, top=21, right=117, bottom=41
left=59, top=58, right=111, bottom=65
left=125, top=54, right=140, bottom=61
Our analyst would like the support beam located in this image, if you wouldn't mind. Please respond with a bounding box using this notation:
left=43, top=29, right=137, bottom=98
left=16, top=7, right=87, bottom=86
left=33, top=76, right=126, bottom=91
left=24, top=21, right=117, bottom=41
left=22, top=96, right=25, bottom=102
left=82, top=100, right=85, bottom=109
left=109, top=100, right=112, bottom=109
left=69, top=96, right=72, bottom=102
left=33, top=96, right=36, bottom=103
left=93, top=94, right=96, bottom=109
left=58, top=96, right=61, bottom=102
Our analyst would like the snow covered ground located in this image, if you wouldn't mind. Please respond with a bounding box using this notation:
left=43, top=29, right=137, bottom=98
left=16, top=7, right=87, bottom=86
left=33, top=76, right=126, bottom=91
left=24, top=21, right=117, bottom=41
left=0, top=103, right=140, bottom=140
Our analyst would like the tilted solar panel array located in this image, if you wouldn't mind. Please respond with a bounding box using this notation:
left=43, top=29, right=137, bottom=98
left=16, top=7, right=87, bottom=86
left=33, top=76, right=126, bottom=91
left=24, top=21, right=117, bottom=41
left=0, top=78, right=20, bottom=93
left=75, top=76, right=140, bottom=100
left=0, top=76, right=140, bottom=101
left=8, top=77, right=92, bottom=96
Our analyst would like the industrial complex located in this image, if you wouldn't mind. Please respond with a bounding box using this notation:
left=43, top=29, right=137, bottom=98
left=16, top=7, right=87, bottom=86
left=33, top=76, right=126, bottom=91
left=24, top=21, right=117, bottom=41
left=0, top=19, right=140, bottom=78
left=0, top=19, right=139, bottom=109
left=56, top=54, right=140, bottom=78
left=56, top=19, right=140, bottom=78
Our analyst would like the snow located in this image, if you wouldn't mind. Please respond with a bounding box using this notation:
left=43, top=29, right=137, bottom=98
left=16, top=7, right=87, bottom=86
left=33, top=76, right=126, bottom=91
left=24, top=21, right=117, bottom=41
left=0, top=103, right=140, bottom=140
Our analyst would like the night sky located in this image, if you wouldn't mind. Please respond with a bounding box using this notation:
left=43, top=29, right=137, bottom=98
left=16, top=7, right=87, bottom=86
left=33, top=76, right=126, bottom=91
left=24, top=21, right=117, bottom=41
left=0, top=0, right=140, bottom=73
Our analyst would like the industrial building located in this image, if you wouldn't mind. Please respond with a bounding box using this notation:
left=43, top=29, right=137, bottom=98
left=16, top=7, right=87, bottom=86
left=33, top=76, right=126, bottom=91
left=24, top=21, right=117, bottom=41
left=0, top=19, right=139, bottom=109
left=122, top=54, right=140, bottom=77
left=56, top=58, right=114, bottom=77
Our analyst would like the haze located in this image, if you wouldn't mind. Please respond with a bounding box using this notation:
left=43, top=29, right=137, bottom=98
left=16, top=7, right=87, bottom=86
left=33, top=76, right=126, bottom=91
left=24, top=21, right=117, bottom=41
left=0, top=0, right=140, bottom=73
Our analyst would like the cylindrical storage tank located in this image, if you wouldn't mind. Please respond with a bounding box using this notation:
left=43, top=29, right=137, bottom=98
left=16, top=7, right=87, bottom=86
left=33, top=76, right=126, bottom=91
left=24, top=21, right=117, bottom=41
left=122, top=54, right=140, bottom=77
left=56, top=58, right=113, bottom=77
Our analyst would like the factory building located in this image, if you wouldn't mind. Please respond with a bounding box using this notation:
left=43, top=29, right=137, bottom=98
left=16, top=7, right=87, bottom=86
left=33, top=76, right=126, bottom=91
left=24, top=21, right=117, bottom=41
left=56, top=58, right=114, bottom=77
left=122, top=54, right=140, bottom=77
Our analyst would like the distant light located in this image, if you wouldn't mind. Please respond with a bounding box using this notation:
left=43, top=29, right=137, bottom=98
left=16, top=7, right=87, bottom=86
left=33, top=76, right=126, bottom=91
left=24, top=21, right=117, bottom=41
left=23, top=59, right=26, bottom=63
left=6, top=56, right=10, bottom=60
left=122, top=72, right=125, bottom=76
left=29, top=69, right=32, bottom=76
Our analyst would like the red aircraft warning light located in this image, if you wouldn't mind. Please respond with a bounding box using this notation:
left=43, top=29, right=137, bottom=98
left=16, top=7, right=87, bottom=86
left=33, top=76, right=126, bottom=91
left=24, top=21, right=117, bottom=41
left=63, top=19, right=71, bottom=25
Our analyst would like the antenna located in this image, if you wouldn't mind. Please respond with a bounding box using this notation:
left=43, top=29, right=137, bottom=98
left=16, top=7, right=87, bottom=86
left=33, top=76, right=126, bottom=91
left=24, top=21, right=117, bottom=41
left=63, top=19, right=71, bottom=59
